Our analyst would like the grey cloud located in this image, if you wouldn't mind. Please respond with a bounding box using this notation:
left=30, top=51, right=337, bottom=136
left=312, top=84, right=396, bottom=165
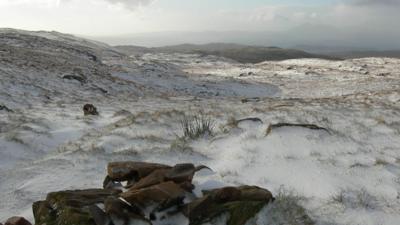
left=351, top=0, right=400, bottom=6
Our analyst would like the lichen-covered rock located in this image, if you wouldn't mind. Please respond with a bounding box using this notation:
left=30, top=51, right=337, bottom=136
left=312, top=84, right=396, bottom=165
left=107, top=161, right=171, bottom=182
left=128, top=163, right=198, bottom=190
left=32, top=189, right=121, bottom=225
left=121, top=181, right=186, bottom=207
left=183, top=186, right=274, bottom=225
left=32, top=201, right=56, bottom=225
left=4, top=217, right=32, bottom=225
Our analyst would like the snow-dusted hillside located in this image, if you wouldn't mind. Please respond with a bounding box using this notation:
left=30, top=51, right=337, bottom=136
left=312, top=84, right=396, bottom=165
left=1, top=29, right=400, bottom=225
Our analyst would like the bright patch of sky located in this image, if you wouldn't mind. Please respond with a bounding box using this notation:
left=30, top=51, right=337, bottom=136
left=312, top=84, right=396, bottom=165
left=0, top=0, right=399, bottom=48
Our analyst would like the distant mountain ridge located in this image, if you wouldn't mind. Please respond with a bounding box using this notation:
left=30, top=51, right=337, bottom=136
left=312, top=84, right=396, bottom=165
left=116, top=43, right=338, bottom=63
left=326, top=50, right=400, bottom=59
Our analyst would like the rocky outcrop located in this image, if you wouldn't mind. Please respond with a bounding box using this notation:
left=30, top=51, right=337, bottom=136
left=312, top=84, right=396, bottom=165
left=32, top=162, right=278, bottom=225
left=107, top=161, right=171, bottom=182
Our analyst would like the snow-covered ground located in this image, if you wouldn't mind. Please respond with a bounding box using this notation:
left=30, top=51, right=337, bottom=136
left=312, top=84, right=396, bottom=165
left=1, top=29, right=400, bottom=225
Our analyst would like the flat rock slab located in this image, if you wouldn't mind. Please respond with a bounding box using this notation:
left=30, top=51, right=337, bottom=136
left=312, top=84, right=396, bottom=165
left=107, top=161, right=171, bottom=182
left=184, top=186, right=274, bottom=225
left=121, top=181, right=186, bottom=207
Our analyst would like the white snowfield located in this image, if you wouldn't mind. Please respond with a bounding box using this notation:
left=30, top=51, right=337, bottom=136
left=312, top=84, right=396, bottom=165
left=0, top=29, right=400, bottom=225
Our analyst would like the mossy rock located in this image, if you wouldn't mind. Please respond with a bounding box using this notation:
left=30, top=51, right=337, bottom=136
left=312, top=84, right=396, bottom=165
left=224, top=201, right=267, bottom=225
left=33, top=189, right=120, bottom=225
left=186, top=198, right=267, bottom=225
left=32, top=201, right=57, bottom=225
left=185, top=186, right=274, bottom=225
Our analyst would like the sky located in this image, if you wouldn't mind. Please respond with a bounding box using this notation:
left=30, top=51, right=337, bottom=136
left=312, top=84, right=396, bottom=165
left=0, top=0, right=399, bottom=49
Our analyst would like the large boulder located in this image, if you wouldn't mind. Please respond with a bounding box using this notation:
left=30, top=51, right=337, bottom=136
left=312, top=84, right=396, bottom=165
left=107, top=161, right=171, bottom=182
left=128, top=163, right=198, bottom=190
left=120, top=181, right=186, bottom=207
left=4, top=217, right=31, bottom=225
left=183, top=186, right=274, bottom=225
left=32, top=189, right=121, bottom=225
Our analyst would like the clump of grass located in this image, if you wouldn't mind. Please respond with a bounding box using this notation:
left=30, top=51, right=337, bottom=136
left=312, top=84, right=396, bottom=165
left=330, top=188, right=378, bottom=210
left=180, top=114, right=214, bottom=140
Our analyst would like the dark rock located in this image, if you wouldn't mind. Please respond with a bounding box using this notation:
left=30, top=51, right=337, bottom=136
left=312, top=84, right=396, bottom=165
left=32, top=189, right=121, bottom=225
left=183, top=186, right=274, bottom=225
left=33, top=162, right=280, bottom=225
left=166, top=163, right=196, bottom=183
left=210, top=187, right=242, bottom=203
left=104, top=196, right=150, bottom=225
left=107, top=161, right=171, bottom=182
left=121, top=181, right=186, bottom=207
left=5, top=217, right=31, bottom=225
left=102, top=175, right=123, bottom=190
left=266, top=123, right=330, bottom=136
left=129, top=168, right=170, bottom=190
left=241, top=97, right=261, bottom=103
left=0, top=105, right=13, bottom=112
left=32, top=201, right=56, bottom=225
left=179, top=181, right=196, bottom=192
left=377, top=72, right=390, bottom=77
left=83, top=104, right=99, bottom=116
left=62, top=75, right=87, bottom=84
left=87, top=205, right=110, bottom=225
left=128, top=163, right=206, bottom=190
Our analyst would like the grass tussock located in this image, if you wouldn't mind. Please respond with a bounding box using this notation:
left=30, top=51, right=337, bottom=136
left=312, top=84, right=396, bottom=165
left=170, top=114, right=214, bottom=152
left=180, top=114, right=214, bottom=140
left=330, top=188, right=378, bottom=210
